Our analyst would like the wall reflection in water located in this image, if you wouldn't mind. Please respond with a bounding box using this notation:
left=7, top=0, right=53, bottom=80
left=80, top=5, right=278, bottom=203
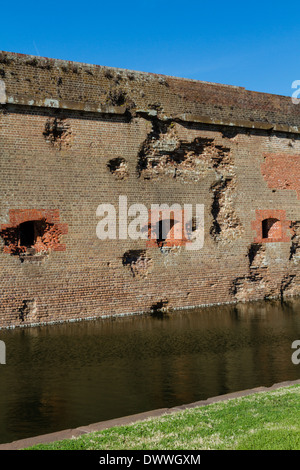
left=0, top=298, right=299, bottom=444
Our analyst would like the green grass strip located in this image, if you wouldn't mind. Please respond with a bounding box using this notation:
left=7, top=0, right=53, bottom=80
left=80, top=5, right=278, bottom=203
left=25, top=384, right=300, bottom=450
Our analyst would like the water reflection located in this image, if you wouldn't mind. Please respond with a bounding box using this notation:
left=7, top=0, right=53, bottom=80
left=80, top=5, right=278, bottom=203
left=0, top=298, right=299, bottom=444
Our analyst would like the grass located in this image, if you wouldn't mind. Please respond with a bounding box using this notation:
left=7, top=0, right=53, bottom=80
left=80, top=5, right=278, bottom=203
left=25, top=384, right=300, bottom=450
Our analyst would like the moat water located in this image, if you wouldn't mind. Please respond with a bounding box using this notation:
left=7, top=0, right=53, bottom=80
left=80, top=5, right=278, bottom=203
left=0, top=298, right=300, bottom=444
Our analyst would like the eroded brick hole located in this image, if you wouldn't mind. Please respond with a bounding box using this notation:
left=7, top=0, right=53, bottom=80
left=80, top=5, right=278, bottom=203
left=289, top=221, right=300, bottom=260
left=248, top=243, right=265, bottom=268
left=280, top=274, right=297, bottom=298
left=106, top=89, right=127, bottom=106
left=18, top=299, right=37, bottom=322
left=122, top=250, right=153, bottom=278
left=150, top=299, right=170, bottom=316
left=107, top=157, right=129, bottom=179
left=43, top=117, right=72, bottom=149
left=210, top=177, right=243, bottom=242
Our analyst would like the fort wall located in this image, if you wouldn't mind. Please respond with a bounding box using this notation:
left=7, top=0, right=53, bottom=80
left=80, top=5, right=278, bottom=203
left=1, top=51, right=300, bottom=328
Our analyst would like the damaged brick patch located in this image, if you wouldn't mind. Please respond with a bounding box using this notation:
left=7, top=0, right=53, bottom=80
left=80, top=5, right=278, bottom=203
left=230, top=236, right=275, bottom=301
left=106, top=88, right=127, bottom=106
left=280, top=274, right=298, bottom=298
left=230, top=253, right=275, bottom=302
left=43, top=117, right=72, bottom=149
left=0, top=209, right=68, bottom=259
left=18, top=299, right=38, bottom=322
left=210, top=177, right=244, bottom=243
left=107, top=157, right=129, bottom=179
left=231, top=228, right=297, bottom=302
left=137, top=118, right=242, bottom=244
left=150, top=299, right=169, bottom=315
left=289, top=221, right=300, bottom=261
left=137, top=119, right=233, bottom=181
left=122, top=249, right=153, bottom=278
left=230, top=271, right=269, bottom=301
left=248, top=243, right=266, bottom=268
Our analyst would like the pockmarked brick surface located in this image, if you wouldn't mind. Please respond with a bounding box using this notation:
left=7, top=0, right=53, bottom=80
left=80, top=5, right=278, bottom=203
left=1, top=51, right=300, bottom=328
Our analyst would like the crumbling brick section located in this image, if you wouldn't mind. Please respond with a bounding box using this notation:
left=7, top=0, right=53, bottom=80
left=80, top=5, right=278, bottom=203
left=150, top=299, right=169, bottom=315
left=230, top=242, right=275, bottom=302
left=137, top=120, right=232, bottom=181
left=230, top=210, right=297, bottom=301
left=18, top=299, right=38, bottom=322
left=248, top=243, right=266, bottom=268
left=290, top=221, right=300, bottom=260
left=107, top=157, right=129, bottom=179
left=122, top=250, right=153, bottom=278
left=137, top=118, right=243, bottom=244
left=210, top=177, right=244, bottom=243
left=261, top=153, right=300, bottom=199
left=43, top=118, right=72, bottom=149
left=0, top=209, right=68, bottom=257
left=251, top=209, right=291, bottom=243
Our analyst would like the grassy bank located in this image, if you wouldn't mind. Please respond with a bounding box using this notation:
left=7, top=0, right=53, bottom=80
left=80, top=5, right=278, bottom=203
left=26, top=384, right=300, bottom=450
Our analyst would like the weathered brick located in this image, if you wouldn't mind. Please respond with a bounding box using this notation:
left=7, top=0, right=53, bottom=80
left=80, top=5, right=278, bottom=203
left=0, top=51, right=299, bottom=328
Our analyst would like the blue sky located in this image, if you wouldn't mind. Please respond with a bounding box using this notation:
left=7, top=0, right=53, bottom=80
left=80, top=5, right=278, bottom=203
left=1, top=1, right=299, bottom=97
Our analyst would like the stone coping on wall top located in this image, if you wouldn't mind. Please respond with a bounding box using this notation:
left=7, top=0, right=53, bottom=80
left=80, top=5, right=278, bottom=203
left=3, top=94, right=127, bottom=115
left=0, top=379, right=299, bottom=450
left=2, top=96, right=300, bottom=135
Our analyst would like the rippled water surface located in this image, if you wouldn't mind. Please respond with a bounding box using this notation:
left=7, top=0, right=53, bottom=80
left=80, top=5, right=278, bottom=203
left=0, top=298, right=300, bottom=444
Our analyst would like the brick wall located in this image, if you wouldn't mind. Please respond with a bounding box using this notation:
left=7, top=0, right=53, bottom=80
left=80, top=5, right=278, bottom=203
left=0, top=51, right=300, bottom=328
